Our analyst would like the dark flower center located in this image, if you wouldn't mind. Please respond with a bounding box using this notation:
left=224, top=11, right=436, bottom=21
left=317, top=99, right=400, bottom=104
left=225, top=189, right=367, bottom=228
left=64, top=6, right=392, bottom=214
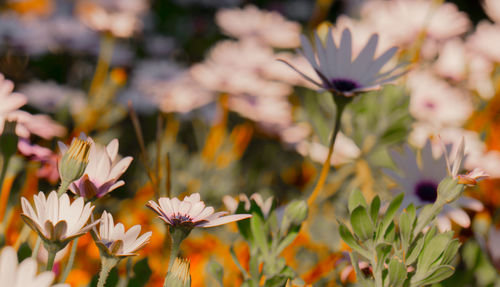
left=330, top=78, right=360, bottom=92
left=415, top=181, right=438, bottom=203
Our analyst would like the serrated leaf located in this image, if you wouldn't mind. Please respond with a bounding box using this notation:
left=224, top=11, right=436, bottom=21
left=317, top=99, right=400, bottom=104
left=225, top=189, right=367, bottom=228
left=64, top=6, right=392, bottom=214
left=351, top=206, right=374, bottom=240
left=388, top=258, right=407, bottom=287
left=348, top=189, right=368, bottom=214
left=370, top=196, right=381, bottom=223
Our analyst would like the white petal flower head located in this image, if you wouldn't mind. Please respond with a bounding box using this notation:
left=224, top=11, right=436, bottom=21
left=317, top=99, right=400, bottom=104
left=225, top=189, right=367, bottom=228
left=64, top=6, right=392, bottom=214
left=282, top=28, right=407, bottom=97
left=0, top=246, right=69, bottom=287
left=384, top=141, right=484, bottom=231
left=21, top=191, right=99, bottom=246
left=68, top=137, right=133, bottom=199
left=93, top=211, right=152, bottom=257
left=223, top=193, right=274, bottom=218
left=147, top=193, right=252, bottom=229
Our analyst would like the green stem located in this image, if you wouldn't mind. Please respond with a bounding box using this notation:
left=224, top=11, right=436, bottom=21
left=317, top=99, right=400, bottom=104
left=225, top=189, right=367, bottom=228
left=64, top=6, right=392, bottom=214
left=307, top=94, right=351, bottom=206
left=59, top=238, right=79, bottom=283
left=31, top=238, right=41, bottom=259
left=413, top=199, right=445, bottom=237
left=97, top=256, right=120, bottom=287
left=57, top=180, right=71, bottom=198
left=164, top=227, right=191, bottom=287
left=46, top=248, right=57, bottom=271
left=0, top=157, right=10, bottom=197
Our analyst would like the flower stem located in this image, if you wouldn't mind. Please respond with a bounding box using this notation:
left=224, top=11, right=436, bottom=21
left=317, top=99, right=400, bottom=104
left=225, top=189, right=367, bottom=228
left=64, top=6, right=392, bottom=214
left=59, top=238, right=79, bottom=283
left=307, top=95, right=351, bottom=206
left=97, top=256, right=120, bottom=287
left=164, top=227, right=191, bottom=287
left=89, top=33, right=115, bottom=98
left=57, top=180, right=71, bottom=198
left=46, top=248, right=57, bottom=271
left=31, top=238, right=41, bottom=259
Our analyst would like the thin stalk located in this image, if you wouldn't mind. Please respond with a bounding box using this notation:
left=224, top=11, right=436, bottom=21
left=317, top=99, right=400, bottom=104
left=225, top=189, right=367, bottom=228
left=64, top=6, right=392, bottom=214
left=0, top=157, right=11, bottom=224
left=307, top=97, right=349, bottom=206
left=31, top=238, right=41, bottom=259
left=89, top=34, right=115, bottom=98
left=57, top=180, right=71, bottom=197
left=46, top=248, right=57, bottom=271
left=59, top=238, right=79, bottom=283
left=0, top=157, right=10, bottom=196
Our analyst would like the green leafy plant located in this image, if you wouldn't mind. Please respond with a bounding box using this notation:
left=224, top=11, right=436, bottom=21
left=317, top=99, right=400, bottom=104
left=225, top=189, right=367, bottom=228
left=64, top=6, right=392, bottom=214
left=340, top=177, right=466, bottom=287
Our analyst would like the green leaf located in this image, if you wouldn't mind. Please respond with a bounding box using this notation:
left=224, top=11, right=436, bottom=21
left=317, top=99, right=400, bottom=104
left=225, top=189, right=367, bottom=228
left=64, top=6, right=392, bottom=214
left=128, top=258, right=152, bottom=287
left=412, top=265, right=455, bottom=286
left=375, top=243, right=391, bottom=270
left=351, top=206, right=374, bottom=240
left=348, top=189, right=368, bottom=214
left=399, top=208, right=413, bottom=252
left=250, top=213, right=269, bottom=256
left=388, top=258, right=407, bottom=287
left=440, top=239, right=460, bottom=265
left=276, top=227, right=299, bottom=254
left=369, top=196, right=381, bottom=224
left=417, top=233, right=450, bottom=273
left=378, top=193, right=403, bottom=240
left=207, top=260, right=224, bottom=287
left=339, top=223, right=371, bottom=260
left=405, top=236, right=424, bottom=265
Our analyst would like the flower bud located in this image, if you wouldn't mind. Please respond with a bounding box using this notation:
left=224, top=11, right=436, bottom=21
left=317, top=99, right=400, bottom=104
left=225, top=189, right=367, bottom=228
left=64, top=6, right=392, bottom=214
left=165, top=258, right=191, bottom=287
left=437, top=176, right=464, bottom=204
left=0, top=120, right=18, bottom=160
left=58, top=138, right=91, bottom=184
left=284, top=200, right=308, bottom=225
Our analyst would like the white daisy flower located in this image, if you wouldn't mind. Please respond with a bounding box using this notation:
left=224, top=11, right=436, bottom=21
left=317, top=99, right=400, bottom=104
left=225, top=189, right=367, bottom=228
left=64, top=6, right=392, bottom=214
left=281, top=28, right=406, bottom=96
left=223, top=193, right=274, bottom=218
left=20, top=191, right=99, bottom=246
left=0, top=246, right=68, bottom=287
left=93, top=211, right=152, bottom=257
left=384, top=141, right=484, bottom=231
left=147, top=193, right=252, bottom=229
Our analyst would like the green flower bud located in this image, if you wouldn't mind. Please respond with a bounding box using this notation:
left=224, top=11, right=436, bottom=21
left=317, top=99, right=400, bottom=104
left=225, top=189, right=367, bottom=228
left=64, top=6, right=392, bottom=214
left=59, top=138, right=91, bottom=184
left=284, top=200, right=308, bottom=225
left=165, top=258, right=191, bottom=287
left=0, top=120, right=18, bottom=159
left=437, top=177, right=464, bottom=204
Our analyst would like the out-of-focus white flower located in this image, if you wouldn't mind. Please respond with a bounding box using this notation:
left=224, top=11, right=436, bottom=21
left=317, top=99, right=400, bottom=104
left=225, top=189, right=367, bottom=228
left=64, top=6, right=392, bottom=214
left=0, top=74, right=66, bottom=139
left=296, top=133, right=361, bottom=166
left=223, top=193, right=273, bottom=218
left=283, top=28, right=406, bottom=96
left=216, top=5, right=301, bottom=48
left=0, top=246, right=69, bottom=287
left=433, top=38, right=467, bottom=81
left=21, top=191, right=98, bottom=246
left=467, top=21, right=500, bottom=63
left=407, top=70, right=473, bottom=127
left=191, top=40, right=291, bottom=98
left=76, top=0, right=148, bottom=37
left=467, top=54, right=495, bottom=100
left=147, top=193, right=252, bottom=229
left=384, top=141, right=484, bottom=231
left=20, top=81, right=86, bottom=114
left=228, top=95, right=292, bottom=127
left=93, top=211, right=151, bottom=257
left=121, top=60, right=214, bottom=114
left=361, top=0, right=470, bottom=46
left=483, top=0, right=500, bottom=24
left=64, top=136, right=133, bottom=199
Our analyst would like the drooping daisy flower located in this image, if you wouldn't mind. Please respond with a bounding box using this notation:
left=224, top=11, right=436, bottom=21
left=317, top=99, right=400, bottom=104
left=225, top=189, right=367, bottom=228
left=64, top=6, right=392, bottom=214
left=62, top=136, right=133, bottom=199
left=20, top=191, right=98, bottom=246
left=282, top=28, right=406, bottom=96
left=93, top=211, right=152, bottom=257
left=384, top=141, right=484, bottom=231
left=0, top=246, right=69, bottom=287
left=147, top=193, right=252, bottom=229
